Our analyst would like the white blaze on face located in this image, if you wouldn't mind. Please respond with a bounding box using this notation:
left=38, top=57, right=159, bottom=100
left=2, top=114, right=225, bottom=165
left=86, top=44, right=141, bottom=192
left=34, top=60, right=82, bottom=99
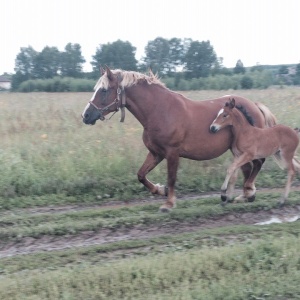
left=82, top=87, right=100, bottom=118
left=212, top=108, right=224, bottom=123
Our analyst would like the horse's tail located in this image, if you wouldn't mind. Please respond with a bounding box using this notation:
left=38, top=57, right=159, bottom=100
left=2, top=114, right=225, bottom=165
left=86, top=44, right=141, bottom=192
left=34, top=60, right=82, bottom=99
left=255, top=102, right=277, bottom=127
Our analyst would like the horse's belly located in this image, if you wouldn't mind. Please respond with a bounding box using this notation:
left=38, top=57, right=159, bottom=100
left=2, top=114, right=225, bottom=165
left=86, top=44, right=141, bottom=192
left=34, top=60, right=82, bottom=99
left=179, top=132, right=232, bottom=160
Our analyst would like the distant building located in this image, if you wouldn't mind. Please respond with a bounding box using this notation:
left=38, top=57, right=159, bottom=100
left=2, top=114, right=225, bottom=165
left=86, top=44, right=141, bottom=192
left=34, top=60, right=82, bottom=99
left=0, top=76, right=11, bottom=90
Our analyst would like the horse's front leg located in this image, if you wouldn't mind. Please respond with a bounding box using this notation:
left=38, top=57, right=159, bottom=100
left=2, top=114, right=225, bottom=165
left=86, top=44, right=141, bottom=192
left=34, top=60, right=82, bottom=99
left=137, top=152, right=165, bottom=195
left=160, top=151, right=180, bottom=213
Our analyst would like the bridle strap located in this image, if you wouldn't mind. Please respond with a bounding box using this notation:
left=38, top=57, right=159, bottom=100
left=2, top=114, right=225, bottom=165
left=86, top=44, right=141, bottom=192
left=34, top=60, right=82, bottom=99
left=89, top=81, right=126, bottom=122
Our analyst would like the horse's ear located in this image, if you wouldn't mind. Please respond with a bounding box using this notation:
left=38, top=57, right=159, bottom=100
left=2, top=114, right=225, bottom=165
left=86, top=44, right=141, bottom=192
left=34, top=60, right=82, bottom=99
left=100, top=66, right=105, bottom=75
left=229, top=98, right=235, bottom=109
left=148, top=67, right=154, bottom=77
left=104, top=65, right=113, bottom=80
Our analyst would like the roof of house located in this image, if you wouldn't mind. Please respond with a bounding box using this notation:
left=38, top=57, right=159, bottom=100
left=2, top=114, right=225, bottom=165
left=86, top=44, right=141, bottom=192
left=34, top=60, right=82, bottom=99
left=0, top=76, right=11, bottom=82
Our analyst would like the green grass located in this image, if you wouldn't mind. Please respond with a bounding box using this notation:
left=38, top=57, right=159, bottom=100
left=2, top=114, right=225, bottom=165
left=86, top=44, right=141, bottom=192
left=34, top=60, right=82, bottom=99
left=0, top=89, right=300, bottom=299
left=0, top=89, right=299, bottom=201
left=0, top=235, right=300, bottom=299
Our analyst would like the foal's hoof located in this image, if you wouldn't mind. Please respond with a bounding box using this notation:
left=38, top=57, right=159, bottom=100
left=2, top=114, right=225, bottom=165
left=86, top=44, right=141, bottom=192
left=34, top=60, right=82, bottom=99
left=247, top=194, right=256, bottom=202
left=164, top=186, right=169, bottom=196
left=221, top=194, right=228, bottom=202
left=277, top=201, right=285, bottom=209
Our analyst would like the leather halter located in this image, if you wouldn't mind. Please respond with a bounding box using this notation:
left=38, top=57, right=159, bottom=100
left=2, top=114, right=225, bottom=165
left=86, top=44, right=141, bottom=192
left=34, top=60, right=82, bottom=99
left=89, top=77, right=126, bottom=122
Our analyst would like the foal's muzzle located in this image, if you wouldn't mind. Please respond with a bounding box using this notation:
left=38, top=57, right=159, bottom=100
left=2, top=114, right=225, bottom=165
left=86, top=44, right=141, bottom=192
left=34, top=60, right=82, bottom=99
left=210, top=125, right=219, bottom=133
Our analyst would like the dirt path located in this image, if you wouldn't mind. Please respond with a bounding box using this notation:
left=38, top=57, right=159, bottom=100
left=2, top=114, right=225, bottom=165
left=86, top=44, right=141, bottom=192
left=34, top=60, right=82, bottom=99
left=1, top=202, right=299, bottom=259
left=3, top=187, right=300, bottom=217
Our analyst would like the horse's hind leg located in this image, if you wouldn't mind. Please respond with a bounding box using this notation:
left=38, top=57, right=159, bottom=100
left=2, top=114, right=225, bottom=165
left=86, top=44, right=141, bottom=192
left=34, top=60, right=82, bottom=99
left=160, top=150, right=180, bottom=213
left=137, top=152, right=165, bottom=195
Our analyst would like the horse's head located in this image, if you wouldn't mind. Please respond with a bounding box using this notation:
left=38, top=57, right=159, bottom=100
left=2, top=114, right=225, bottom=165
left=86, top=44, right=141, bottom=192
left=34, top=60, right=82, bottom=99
left=210, top=98, right=235, bottom=133
left=82, top=66, right=125, bottom=125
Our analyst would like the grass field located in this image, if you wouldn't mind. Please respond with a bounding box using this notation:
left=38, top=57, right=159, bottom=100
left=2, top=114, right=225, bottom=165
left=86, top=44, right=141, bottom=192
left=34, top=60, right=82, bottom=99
left=0, top=88, right=300, bottom=299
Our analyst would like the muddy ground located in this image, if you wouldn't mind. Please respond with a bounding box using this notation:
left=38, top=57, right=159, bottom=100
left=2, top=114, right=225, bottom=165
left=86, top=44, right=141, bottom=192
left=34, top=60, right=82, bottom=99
left=1, top=188, right=300, bottom=259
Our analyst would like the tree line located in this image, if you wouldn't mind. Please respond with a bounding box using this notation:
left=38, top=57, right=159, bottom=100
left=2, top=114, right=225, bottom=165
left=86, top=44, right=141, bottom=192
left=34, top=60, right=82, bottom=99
left=11, top=38, right=300, bottom=91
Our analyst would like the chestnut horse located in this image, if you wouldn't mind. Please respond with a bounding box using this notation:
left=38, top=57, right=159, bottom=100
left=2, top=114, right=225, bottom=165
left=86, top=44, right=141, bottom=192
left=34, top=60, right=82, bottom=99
left=210, top=98, right=300, bottom=206
left=82, top=67, right=277, bottom=212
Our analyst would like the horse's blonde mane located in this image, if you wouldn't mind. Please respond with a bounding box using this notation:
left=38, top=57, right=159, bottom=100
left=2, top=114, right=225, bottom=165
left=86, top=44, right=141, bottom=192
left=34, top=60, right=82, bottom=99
left=94, top=69, right=165, bottom=91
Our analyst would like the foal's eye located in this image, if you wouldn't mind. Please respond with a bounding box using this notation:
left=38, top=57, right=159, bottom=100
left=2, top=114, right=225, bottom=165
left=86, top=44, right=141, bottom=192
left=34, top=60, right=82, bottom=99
left=101, top=89, right=107, bottom=93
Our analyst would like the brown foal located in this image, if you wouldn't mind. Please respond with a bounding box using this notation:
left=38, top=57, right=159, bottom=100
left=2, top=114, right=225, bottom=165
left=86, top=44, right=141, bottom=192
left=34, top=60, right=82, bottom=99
left=210, top=98, right=300, bottom=206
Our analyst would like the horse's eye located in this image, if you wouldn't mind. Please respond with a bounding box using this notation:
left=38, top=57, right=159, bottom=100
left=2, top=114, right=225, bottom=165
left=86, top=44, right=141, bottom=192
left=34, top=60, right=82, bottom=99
left=101, top=89, right=107, bottom=93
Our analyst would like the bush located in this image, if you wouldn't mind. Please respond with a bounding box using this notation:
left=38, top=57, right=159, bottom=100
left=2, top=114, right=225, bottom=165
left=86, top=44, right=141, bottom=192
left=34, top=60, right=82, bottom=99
left=240, top=76, right=254, bottom=89
left=17, top=77, right=95, bottom=92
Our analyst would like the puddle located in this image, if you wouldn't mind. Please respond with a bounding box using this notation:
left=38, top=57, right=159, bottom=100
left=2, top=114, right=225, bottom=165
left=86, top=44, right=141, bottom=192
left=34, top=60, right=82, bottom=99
left=255, top=215, right=300, bottom=225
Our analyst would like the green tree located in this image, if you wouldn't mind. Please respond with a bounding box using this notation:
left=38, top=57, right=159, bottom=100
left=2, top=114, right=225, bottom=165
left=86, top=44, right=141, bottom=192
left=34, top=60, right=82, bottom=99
left=143, top=37, right=170, bottom=74
left=184, top=40, right=217, bottom=78
left=91, top=40, right=137, bottom=72
left=240, top=75, right=253, bottom=89
left=60, top=43, right=85, bottom=78
left=233, top=59, right=246, bottom=74
left=11, top=46, right=38, bottom=90
left=278, top=65, right=289, bottom=75
left=32, top=46, right=61, bottom=79
left=293, top=63, right=300, bottom=85
left=143, top=37, right=191, bottom=75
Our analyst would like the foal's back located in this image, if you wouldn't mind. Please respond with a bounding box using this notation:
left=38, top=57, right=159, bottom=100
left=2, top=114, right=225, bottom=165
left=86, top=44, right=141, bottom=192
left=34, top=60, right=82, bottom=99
left=238, top=124, right=299, bottom=160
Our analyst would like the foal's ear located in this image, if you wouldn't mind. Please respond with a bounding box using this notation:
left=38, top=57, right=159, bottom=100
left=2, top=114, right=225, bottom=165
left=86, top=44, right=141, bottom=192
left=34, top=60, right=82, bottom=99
left=104, top=65, right=114, bottom=80
left=229, top=98, right=236, bottom=109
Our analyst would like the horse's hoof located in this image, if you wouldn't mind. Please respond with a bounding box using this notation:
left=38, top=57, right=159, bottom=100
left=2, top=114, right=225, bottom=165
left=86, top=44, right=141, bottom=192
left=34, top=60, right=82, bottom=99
left=155, top=184, right=167, bottom=196
left=233, top=195, right=247, bottom=203
left=277, top=201, right=285, bottom=209
left=159, top=205, right=172, bottom=213
left=247, top=194, right=256, bottom=202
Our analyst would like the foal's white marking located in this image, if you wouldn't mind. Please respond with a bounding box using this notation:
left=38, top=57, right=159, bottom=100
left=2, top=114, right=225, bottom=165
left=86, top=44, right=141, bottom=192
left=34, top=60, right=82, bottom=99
left=212, top=108, right=224, bottom=123
left=217, top=108, right=224, bottom=117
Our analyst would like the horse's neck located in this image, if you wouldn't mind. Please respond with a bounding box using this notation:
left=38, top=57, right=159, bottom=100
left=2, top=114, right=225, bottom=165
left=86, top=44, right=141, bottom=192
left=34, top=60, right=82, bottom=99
left=124, top=84, right=166, bottom=127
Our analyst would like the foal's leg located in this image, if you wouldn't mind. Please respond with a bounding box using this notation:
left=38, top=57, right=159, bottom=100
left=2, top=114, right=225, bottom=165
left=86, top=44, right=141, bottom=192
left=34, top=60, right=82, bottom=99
left=224, top=169, right=239, bottom=202
left=235, top=159, right=265, bottom=202
left=160, top=150, right=180, bottom=213
left=137, top=152, right=165, bottom=195
left=278, top=163, right=295, bottom=207
left=221, top=155, right=252, bottom=204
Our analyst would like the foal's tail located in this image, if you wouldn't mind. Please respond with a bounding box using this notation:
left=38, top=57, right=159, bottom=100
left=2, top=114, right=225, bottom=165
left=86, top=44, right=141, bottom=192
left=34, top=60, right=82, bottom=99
left=255, top=102, right=277, bottom=127
left=293, top=128, right=300, bottom=173
left=293, top=157, right=300, bottom=174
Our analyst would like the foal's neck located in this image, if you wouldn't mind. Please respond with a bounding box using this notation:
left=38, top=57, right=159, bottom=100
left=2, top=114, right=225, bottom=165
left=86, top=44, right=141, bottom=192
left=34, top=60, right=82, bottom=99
left=231, top=108, right=254, bottom=136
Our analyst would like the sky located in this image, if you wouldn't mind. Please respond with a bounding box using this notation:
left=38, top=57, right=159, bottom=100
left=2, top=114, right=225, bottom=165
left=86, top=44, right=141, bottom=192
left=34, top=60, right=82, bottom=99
left=1, top=0, right=300, bottom=74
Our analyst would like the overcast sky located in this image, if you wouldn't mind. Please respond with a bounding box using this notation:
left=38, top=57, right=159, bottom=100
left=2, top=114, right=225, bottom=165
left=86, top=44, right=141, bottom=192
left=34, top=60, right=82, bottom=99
left=1, top=0, right=300, bottom=74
